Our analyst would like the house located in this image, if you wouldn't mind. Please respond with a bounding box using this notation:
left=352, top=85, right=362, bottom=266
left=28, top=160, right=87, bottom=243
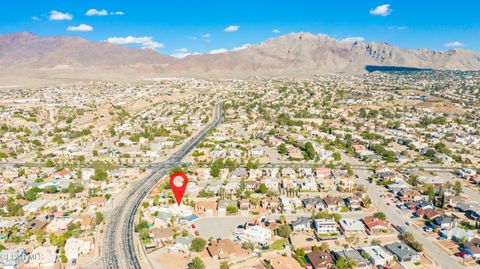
left=306, top=250, right=334, bottom=269
left=313, top=218, right=338, bottom=235
left=238, top=226, right=272, bottom=246
left=22, top=199, right=48, bottom=213
left=217, top=200, right=237, bottom=216
left=302, top=197, right=326, bottom=211
left=291, top=217, right=310, bottom=232
left=322, top=196, right=344, bottom=212
left=339, top=219, right=365, bottom=235
left=463, top=238, right=480, bottom=259
left=64, top=238, right=93, bottom=260
left=385, top=242, right=420, bottom=262
left=362, top=216, right=389, bottom=234
left=361, top=245, right=394, bottom=266
left=251, top=147, right=264, bottom=158
left=299, top=177, right=318, bottom=191
left=434, top=215, right=457, bottom=228
left=206, top=239, right=248, bottom=259
left=333, top=248, right=368, bottom=267
left=196, top=168, right=211, bottom=180
left=261, top=197, right=280, bottom=210
left=415, top=208, right=443, bottom=221
left=195, top=200, right=217, bottom=216
left=238, top=199, right=251, bottom=210
left=440, top=227, right=478, bottom=242
left=170, top=236, right=193, bottom=253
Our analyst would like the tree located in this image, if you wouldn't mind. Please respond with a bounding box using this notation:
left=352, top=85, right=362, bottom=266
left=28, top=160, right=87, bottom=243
left=332, top=151, right=341, bottom=161
left=259, top=183, right=268, bottom=194
left=95, top=212, right=104, bottom=225
left=278, top=215, right=286, bottom=224
left=304, top=142, right=316, bottom=160
left=276, top=224, right=292, bottom=238
left=454, top=181, right=463, bottom=196
left=278, top=143, right=288, bottom=155
left=226, top=205, right=238, bottom=214
left=219, top=261, right=230, bottom=269
left=190, top=238, right=207, bottom=252
left=373, top=212, right=386, bottom=220
left=187, top=257, right=205, bottom=269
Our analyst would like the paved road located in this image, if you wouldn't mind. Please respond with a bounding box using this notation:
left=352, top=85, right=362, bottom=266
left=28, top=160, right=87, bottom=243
left=101, top=102, right=223, bottom=269
left=354, top=169, right=479, bottom=269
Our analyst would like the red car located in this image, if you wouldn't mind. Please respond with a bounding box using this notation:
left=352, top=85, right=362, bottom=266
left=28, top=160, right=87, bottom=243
left=455, top=252, right=467, bottom=258
left=191, top=224, right=196, bottom=229
left=195, top=231, right=200, bottom=236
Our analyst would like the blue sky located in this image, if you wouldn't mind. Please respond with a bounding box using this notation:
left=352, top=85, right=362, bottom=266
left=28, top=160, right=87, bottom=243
left=1, top=0, right=479, bottom=57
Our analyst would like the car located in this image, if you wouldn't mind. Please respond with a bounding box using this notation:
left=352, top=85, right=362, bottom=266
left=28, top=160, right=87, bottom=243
left=386, top=202, right=390, bottom=206
left=405, top=221, right=410, bottom=226
left=455, top=252, right=467, bottom=258
left=195, top=231, right=200, bottom=236
left=424, top=226, right=433, bottom=232
left=191, top=224, right=196, bottom=229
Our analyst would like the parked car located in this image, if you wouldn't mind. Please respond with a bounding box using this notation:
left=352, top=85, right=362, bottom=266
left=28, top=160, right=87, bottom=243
left=424, top=226, right=433, bottom=232
left=191, top=224, right=196, bottom=229
left=455, top=252, right=467, bottom=258
left=195, top=231, right=200, bottom=236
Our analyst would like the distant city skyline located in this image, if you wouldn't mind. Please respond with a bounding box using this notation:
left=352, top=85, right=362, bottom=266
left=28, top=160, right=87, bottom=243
left=1, top=0, right=479, bottom=56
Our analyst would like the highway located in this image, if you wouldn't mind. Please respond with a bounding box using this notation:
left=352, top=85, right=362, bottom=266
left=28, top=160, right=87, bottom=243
left=101, top=101, right=223, bottom=269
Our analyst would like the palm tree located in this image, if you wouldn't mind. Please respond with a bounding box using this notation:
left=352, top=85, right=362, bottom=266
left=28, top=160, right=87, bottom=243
left=187, top=257, right=205, bottom=269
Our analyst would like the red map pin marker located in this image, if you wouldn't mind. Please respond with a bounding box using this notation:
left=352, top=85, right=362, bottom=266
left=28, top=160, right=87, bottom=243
left=170, top=172, right=188, bottom=206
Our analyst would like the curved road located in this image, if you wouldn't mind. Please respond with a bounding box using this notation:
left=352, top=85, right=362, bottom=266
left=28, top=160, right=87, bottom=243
left=102, top=102, right=223, bottom=269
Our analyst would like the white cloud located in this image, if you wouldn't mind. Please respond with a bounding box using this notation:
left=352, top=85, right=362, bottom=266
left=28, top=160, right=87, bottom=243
left=445, top=41, right=465, bottom=47
left=67, top=24, right=94, bottom=32
left=370, top=4, right=391, bottom=16
left=85, top=9, right=107, bottom=16
left=209, top=48, right=229, bottom=54
left=209, top=44, right=252, bottom=55
left=171, top=48, right=199, bottom=58
left=49, top=10, right=73, bottom=21
left=224, top=25, right=239, bottom=32
left=272, top=29, right=281, bottom=33
left=86, top=9, right=124, bottom=16
left=201, top=33, right=211, bottom=38
left=231, top=43, right=251, bottom=51
left=397, top=26, right=408, bottom=30
left=342, top=37, right=365, bottom=43
left=32, top=16, right=40, bottom=21
left=105, top=36, right=165, bottom=49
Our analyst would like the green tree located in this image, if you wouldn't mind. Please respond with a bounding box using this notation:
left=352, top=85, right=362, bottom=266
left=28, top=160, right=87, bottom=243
left=276, top=224, right=292, bottom=238
left=95, top=212, right=104, bottom=225
left=259, top=183, right=268, bottom=194
left=187, top=257, right=205, bottom=269
left=219, top=261, right=230, bottom=269
left=190, top=238, right=207, bottom=252
left=373, top=212, right=386, bottom=220
left=304, top=142, right=316, bottom=160
left=454, top=181, right=463, bottom=196
left=226, top=205, right=238, bottom=214
left=278, top=143, right=288, bottom=155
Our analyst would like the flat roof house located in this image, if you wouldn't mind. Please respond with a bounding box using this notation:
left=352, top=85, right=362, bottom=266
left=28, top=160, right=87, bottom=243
left=361, top=245, right=394, bottom=266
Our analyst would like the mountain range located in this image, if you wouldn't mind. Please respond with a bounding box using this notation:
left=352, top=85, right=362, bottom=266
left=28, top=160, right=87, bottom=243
left=1, top=31, right=480, bottom=83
